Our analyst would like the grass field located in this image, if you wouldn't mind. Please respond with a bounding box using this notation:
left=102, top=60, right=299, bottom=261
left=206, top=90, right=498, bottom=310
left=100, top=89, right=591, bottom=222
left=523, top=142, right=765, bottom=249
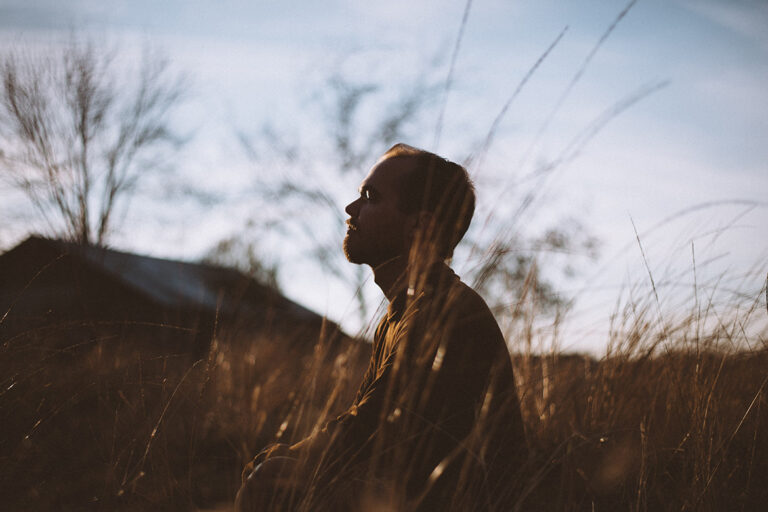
left=1, top=276, right=766, bottom=511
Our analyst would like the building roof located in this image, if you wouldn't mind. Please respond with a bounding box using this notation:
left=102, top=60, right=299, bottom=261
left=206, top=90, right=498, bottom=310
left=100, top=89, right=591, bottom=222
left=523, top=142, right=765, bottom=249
left=0, top=236, right=321, bottom=324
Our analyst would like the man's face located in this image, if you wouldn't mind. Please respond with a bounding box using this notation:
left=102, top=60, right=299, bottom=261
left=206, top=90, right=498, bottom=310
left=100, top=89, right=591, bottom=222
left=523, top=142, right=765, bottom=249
left=343, top=156, right=415, bottom=267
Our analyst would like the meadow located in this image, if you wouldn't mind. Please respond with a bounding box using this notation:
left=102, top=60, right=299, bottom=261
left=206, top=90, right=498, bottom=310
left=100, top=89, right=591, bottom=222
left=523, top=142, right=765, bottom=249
left=1, top=271, right=765, bottom=511
left=0, top=2, right=765, bottom=510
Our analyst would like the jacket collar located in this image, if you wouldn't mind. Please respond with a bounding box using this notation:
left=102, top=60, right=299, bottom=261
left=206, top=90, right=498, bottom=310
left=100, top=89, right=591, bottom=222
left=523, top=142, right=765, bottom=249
left=386, top=262, right=457, bottom=322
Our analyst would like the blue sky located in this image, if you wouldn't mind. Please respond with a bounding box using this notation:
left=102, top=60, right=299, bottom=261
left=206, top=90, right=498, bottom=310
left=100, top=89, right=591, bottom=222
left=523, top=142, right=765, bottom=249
left=1, top=0, right=766, bottom=351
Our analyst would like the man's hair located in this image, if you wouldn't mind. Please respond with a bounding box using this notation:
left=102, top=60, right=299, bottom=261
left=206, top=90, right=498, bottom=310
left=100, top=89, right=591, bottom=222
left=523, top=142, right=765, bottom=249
left=383, top=143, right=475, bottom=259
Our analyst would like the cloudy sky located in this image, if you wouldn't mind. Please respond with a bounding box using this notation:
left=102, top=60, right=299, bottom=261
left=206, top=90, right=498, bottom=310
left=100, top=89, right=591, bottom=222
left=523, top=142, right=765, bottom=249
left=1, top=0, right=766, bottom=351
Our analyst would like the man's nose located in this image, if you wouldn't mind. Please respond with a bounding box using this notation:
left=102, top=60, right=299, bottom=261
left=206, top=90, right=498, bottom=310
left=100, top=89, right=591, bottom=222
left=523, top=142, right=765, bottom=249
left=345, top=198, right=359, bottom=217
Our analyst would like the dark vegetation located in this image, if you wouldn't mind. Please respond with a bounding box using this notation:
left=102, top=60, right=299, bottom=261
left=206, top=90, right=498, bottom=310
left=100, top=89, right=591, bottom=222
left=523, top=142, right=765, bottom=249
left=1, top=286, right=766, bottom=510
left=0, top=321, right=366, bottom=510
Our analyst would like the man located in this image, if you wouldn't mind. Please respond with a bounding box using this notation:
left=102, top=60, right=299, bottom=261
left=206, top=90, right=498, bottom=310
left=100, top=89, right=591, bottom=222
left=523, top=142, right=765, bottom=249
left=236, top=144, right=528, bottom=511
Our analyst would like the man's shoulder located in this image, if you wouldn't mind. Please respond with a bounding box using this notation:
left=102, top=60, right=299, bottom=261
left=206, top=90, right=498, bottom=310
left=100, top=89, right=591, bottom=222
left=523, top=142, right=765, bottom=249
left=429, top=267, right=513, bottom=372
left=428, top=265, right=503, bottom=337
left=435, top=266, right=495, bottom=316
left=453, top=277, right=494, bottom=316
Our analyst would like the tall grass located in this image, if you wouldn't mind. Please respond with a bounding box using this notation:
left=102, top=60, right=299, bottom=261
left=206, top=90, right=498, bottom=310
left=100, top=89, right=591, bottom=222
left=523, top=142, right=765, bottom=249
left=0, top=315, right=370, bottom=510
left=511, top=279, right=767, bottom=511
left=1, top=264, right=765, bottom=510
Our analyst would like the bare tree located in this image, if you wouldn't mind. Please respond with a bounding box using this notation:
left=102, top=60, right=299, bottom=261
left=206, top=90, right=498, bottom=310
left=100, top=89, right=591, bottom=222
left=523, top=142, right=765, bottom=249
left=0, top=35, right=186, bottom=246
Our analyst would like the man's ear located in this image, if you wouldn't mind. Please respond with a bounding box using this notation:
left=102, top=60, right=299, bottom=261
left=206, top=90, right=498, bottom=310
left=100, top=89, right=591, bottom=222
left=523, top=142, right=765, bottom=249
left=415, top=211, right=435, bottom=234
left=405, top=211, right=435, bottom=245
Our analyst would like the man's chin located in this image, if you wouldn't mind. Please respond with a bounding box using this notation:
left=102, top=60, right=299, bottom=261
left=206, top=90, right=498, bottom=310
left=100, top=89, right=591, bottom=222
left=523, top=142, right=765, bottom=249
left=343, top=237, right=364, bottom=264
left=343, top=251, right=360, bottom=264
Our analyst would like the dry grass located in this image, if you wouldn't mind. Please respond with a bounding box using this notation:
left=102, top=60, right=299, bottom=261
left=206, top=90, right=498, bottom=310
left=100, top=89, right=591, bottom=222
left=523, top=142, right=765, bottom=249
left=1, top=275, right=766, bottom=511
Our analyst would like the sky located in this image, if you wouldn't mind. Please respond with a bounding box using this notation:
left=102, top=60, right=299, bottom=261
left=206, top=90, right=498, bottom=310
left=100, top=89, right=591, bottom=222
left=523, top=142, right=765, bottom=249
left=1, top=0, right=766, bottom=352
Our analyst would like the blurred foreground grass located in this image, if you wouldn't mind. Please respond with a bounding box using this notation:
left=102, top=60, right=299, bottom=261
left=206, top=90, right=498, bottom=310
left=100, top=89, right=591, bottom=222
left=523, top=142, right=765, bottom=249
left=1, top=284, right=766, bottom=511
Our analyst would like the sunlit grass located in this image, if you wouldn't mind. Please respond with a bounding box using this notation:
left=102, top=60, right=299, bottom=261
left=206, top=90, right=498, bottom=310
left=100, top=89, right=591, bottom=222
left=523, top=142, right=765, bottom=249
left=1, top=262, right=765, bottom=510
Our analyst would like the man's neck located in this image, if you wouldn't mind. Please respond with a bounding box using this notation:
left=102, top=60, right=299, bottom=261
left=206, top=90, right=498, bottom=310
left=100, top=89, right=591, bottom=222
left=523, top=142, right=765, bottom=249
left=371, top=256, right=408, bottom=302
left=371, top=254, right=443, bottom=303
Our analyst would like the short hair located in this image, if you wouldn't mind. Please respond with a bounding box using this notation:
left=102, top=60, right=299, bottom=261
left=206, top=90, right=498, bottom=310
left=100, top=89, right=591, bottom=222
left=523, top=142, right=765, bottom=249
left=383, top=143, right=475, bottom=259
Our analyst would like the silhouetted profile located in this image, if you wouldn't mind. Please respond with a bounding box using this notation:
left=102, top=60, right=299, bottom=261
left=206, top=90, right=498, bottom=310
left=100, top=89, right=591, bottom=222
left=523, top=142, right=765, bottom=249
left=236, top=144, right=528, bottom=511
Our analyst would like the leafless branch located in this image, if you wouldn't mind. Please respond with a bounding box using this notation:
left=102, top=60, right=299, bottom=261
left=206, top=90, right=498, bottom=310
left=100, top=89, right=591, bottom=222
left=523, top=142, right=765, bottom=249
left=0, top=35, right=187, bottom=246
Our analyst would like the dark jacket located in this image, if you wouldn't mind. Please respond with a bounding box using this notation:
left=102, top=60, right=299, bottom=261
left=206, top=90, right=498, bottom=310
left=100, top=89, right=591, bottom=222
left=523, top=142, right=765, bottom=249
left=311, top=264, right=528, bottom=510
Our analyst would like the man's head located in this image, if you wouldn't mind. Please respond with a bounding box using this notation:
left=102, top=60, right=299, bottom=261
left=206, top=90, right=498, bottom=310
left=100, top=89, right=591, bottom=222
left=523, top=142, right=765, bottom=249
left=343, top=143, right=475, bottom=267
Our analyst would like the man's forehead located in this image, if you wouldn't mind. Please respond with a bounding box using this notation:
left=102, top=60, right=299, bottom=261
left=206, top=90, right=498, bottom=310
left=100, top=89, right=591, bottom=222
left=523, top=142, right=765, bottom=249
left=361, top=155, right=415, bottom=190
